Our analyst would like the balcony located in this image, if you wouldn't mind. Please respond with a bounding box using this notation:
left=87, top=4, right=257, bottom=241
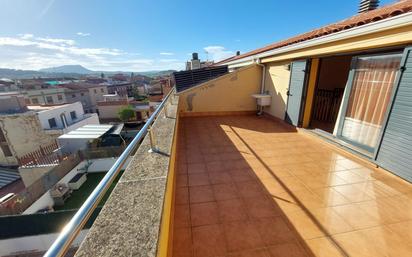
left=42, top=67, right=412, bottom=257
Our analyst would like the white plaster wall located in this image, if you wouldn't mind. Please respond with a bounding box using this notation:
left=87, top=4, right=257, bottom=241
left=37, top=102, right=85, bottom=130
left=87, top=157, right=131, bottom=173
left=0, top=229, right=89, bottom=256
left=63, top=113, right=99, bottom=133
left=23, top=161, right=86, bottom=214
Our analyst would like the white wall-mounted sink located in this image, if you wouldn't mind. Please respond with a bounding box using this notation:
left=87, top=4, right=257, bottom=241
left=252, top=94, right=271, bottom=106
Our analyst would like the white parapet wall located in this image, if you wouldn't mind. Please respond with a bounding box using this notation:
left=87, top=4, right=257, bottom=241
left=0, top=229, right=89, bottom=256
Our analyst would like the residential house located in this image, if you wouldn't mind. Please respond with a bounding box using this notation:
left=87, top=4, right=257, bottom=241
left=0, top=94, right=98, bottom=166
left=97, top=96, right=150, bottom=122
left=25, top=87, right=68, bottom=105
left=62, top=83, right=108, bottom=113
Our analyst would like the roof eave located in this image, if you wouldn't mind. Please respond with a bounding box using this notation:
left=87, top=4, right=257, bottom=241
left=222, top=12, right=412, bottom=67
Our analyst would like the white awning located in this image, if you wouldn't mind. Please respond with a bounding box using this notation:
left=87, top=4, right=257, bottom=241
left=58, top=124, right=113, bottom=139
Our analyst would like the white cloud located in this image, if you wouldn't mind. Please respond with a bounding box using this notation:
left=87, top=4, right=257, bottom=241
left=36, top=37, right=76, bottom=46
left=159, top=52, right=174, bottom=56
left=77, top=32, right=91, bottom=37
left=203, top=46, right=234, bottom=61
left=0, top=34, right=184, bottom=71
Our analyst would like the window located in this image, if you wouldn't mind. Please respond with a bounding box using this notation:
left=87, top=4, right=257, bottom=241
left=94, top=89, right=97, bottom=93
left=100, top=88, right=104, bottom=93
left=46, top=96, right=53, bottom=104
left=81, top=93, right=84, bottom=96
left=0, top=145, right=12, bottom=157
left=72, top=94, right=76, bottom=98
left=70, top=111, right=77, bottom=120
left=48, top=118, right=57, bottom=128
left=340, top=53, right=402, bottom=150
left=31, top=98, right=39, bottom=104
left=57, top=94, right=63, bottom=100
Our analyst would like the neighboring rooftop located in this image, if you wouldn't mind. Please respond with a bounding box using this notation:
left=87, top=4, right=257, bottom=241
left=27, top=103, right=75, bottom=112
left=0, top=168, right=20, bottom=189
left=216, top=0, right=412, bottom=65
left=58, top=124, right=114, bottom=139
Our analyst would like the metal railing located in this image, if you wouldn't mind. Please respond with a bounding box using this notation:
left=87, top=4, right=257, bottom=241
left=43, top=88, right=175, bottom=257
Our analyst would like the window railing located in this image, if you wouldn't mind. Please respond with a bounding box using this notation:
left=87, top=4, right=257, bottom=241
left=43, top=88, right=175, bottom=257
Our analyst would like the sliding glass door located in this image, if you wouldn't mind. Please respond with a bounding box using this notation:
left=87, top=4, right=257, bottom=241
left=338, top=53, right=402, bottom=152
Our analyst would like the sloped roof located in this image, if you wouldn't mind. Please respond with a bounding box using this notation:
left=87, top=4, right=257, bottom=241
left=216, top=0, right=412, bottom=65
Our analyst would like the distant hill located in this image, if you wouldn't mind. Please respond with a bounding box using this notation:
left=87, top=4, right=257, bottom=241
left=0, top=65, right=176, bottom=79
left=39, top=65, right=93, bottom=74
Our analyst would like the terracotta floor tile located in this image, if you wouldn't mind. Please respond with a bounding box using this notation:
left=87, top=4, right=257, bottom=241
left=356, top=198, right=411, bottom=224
left=277, top=176, right=308, bottom=192
left=174, top=116, right=412, bottom=257
left=253, top=217, right=297, bottom=246
left=178, top=164, right=188, bottom=174
left=217, top=199, right=248, bottom=223
left=334, top=170, right=367, bottom=184
left=332, top=204, right=381, bottom=229
left=212, top=183, right=239, bottom=201
left=228, top=248, right=271, bottom=257
left=190, top=202, right=219, bottom=227
left=174, top=204, right=191, bottom=228
left=223, top=221, right=265, bottom=252
left=310, top=188, right=350, bottom=207
left=192, top=224, right=227, bottom=257
left=267, top=242, right=309, bottom=257
left=176, top=187, right=189, bottom=205
left=208, top=172, right=233, bottom=185
left=177, top=174, right=188, bottom=188
left=236, top=180, right=265, bottom=198
left=309, top=207, right=353, bottom=235
left=206, top=161, right=226, bottom=173
left=284, top=209, right=326, bottom=239
left=385, top=220, right=412, bottom=244
left=188, top=173, right=210, bottom=187
left=243, top=196, right=281, bottom=219
left=188, top=163, right=207, bottom=174
left=259, top=178, right=287, bottom=196
left=173, top=227, right=193, bottom=256
left=229, top=169, right=256, bottom=183
left=189, top=185, right=215, bottom=204
left=332, top=184, right=374, bottom=203
left=332, top=229, right=386, bottom=257
left=304, top=237, right=346, bottom=257
left=272, top=192, right=304, bottom=214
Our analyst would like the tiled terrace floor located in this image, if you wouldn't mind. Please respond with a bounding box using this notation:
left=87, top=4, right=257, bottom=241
left=172, top=115, right=412, bottom=257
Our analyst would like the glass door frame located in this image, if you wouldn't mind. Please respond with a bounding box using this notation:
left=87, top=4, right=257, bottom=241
left=335, top=51, right=404, bottom=155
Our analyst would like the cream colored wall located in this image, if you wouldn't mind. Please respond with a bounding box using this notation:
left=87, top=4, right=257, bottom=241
left=261, top=25, right=412, bottom=64
left=98, top=105, right=124, bottom=119
left=178, top=64, right=261, bottom=114
left=263, top=60, right=291, bottom=119
left=0, top=113, right=56, bottom=165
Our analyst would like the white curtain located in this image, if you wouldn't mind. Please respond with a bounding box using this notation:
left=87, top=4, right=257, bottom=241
left=341, top=53, right=402, bottom=149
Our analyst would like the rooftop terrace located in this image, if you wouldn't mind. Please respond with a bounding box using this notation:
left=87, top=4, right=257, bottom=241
left=172, top=115, right=412, bottom=257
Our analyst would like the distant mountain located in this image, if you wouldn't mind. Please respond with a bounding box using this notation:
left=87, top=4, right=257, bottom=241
left=0, top=65, right=176, bottom=79
left=39, top=65, right=93, bottom=74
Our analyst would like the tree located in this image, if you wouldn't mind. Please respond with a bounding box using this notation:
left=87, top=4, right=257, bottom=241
left=118, top=105, right=135, bottom=122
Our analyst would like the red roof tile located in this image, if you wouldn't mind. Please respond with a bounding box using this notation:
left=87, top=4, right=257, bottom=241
left=216, top=0, right=412, bottom=65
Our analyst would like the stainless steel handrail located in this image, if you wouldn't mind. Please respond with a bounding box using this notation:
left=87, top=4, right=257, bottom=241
left=43, top=88, right=175, bottom=257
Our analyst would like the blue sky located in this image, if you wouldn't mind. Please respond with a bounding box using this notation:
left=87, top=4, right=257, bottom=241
left=0, top=0, right=395, bottom=71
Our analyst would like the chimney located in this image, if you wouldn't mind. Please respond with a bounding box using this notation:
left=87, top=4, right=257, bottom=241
left=192, top=52, right=199, bottom=60
left=358, top=0, right=379, bottom=13
left=236, top=51, right=240, bottom=56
